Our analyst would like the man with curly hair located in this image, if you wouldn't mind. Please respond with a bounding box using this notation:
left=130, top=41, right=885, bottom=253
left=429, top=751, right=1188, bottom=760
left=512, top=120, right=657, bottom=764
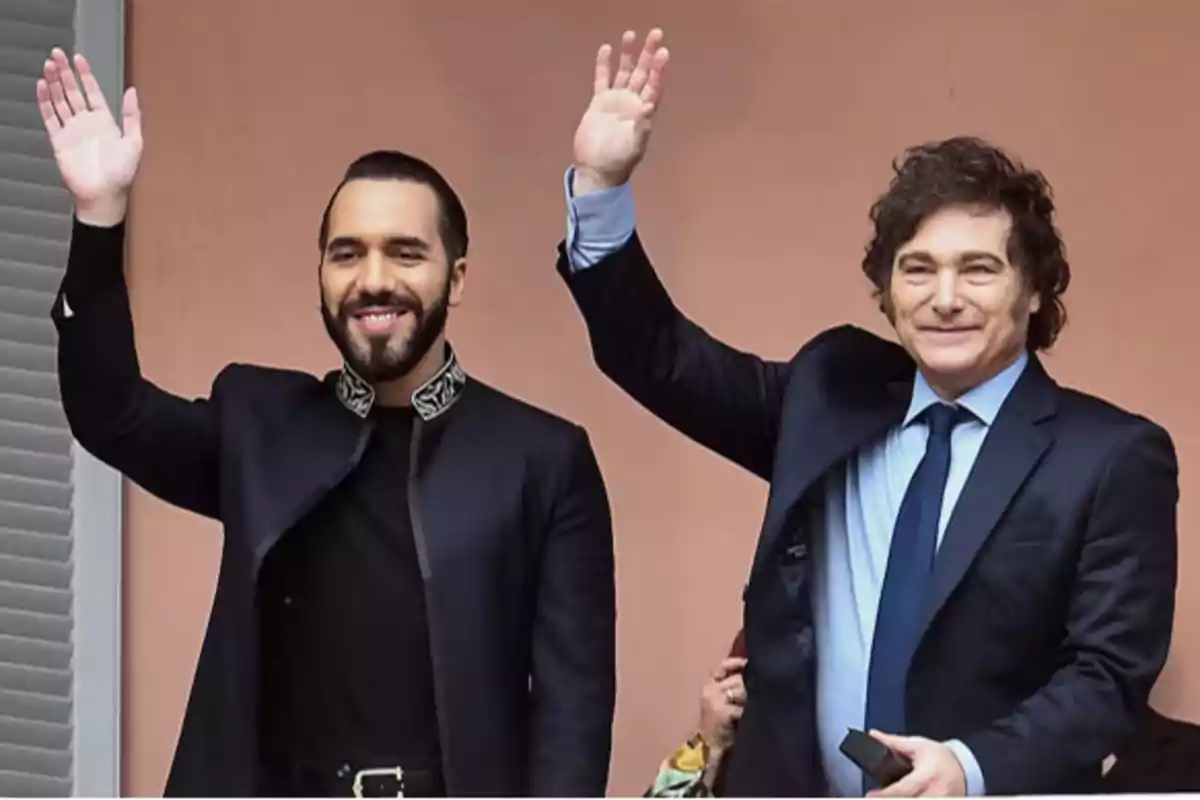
left=556, top=29, right=1178, bottom=797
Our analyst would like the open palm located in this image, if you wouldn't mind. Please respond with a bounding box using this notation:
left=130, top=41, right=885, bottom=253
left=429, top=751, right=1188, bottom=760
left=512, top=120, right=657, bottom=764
left=573, top=29, right=670, bottom=187
left=36, top=48, right=142, bottom=206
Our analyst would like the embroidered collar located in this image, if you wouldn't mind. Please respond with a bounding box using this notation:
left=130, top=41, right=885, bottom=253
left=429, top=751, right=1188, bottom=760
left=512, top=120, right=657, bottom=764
left=335, top=346, right=467, bottom=421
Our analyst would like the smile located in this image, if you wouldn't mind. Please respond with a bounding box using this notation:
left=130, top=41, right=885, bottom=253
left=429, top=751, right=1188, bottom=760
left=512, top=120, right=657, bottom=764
left=920, top=327, right=980, bottom=342
left=352, top=308, right=410, bottom=335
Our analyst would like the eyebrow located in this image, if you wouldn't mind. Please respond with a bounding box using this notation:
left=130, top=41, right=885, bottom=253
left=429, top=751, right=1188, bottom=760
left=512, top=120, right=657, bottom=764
left=326, top=235, right=432, bottom=253
left=956, top=250, right=1006, bottom=265
left=898, top=250, right=1005, bottom=267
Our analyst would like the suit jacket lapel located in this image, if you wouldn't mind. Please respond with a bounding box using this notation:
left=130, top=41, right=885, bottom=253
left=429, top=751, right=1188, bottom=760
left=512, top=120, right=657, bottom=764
left=750, top=376, right=911, bottom=581
left=249, top=382, right=369, bottom=573
left=918, top=356, right=1058, bottom=636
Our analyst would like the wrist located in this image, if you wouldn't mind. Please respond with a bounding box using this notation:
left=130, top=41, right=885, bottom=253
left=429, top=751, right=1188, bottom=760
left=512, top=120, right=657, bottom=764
left=701, top=743, right=727, bottom=789
left=941, top=739, right=979, bottom=795
left=572, top=165, right=630, bottom=196
left=75, top=193, right=129, bottom=228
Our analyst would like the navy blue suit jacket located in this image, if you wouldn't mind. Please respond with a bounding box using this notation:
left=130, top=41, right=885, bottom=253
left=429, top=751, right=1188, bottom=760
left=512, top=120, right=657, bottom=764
left=559, top=232, right=1178, bottom=796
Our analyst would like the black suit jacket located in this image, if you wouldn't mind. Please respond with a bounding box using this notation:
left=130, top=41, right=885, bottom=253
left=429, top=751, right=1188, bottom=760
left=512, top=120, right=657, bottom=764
left=558, top=232, right=1178, bottom=796
left=52, top=220, right=617, bottom=796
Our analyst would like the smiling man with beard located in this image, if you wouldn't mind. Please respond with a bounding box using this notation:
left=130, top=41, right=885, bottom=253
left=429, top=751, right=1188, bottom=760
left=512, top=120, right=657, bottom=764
left=317, top=159, right=457, bottom=395
left=39, top=49, right=616, bottom=798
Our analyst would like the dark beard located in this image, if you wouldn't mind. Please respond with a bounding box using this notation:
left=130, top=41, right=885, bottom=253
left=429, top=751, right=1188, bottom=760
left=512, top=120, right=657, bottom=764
left=321, top=282, right=451, bottom=384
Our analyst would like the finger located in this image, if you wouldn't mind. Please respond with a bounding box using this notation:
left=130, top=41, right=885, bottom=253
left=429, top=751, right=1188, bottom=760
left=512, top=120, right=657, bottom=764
left=634, top=102, right=657, bottom=136
left=639, top=47, right=670, bottom=107
left=718, top=677, right=747, bottom=705
left=712, top=657, right=748, bottom=680
left=868, top=768, right=931, bottom=798
left=627, top=28, right=664, bottom=94
left=74, top=53, right=110, bottom=115
left=36, top=79, right=62, bottom=132
left=868, top=729, right=922, bottom=758
left=611, top=30, right=637, bottom=89
left=51, top=48, right=86, bottom=114
left=121, top=87, right=142, bottom=142
left=44, top=59, right=74, bottom=123
left=592, top=43, right=612, bottom=94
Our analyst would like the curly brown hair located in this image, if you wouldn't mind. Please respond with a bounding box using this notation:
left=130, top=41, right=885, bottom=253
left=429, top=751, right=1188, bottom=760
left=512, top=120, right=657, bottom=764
left=861, top=136, right=1070, bottom=351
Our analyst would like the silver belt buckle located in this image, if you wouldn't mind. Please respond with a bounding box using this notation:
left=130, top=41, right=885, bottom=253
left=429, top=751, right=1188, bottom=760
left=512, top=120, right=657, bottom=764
left=352, top=766, right=405, bottom=798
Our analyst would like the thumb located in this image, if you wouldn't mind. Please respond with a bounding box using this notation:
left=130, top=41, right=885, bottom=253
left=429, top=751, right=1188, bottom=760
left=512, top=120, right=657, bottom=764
left=633, top=100, right=656, bottom=130
left=868, top=729, right=920, bottom=758
left=121, top=86, right=142, bottom=142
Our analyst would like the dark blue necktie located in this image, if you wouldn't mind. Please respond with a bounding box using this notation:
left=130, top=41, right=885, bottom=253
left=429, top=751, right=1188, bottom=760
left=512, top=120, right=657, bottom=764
left=865, top=403, right=969, bottom=744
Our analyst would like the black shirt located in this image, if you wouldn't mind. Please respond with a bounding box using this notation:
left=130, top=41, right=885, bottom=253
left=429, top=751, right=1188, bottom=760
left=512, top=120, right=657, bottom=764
left=257, top=405, right=441, bottom=784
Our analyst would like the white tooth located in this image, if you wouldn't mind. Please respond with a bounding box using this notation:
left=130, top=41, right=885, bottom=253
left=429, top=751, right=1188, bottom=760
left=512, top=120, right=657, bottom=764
left=362, top=312, right=397, bottom=324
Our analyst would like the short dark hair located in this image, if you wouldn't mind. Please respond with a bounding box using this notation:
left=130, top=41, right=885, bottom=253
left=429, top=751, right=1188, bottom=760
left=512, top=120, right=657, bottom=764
left=861, top=136, right=1070, bottom=351
left=318, top=149, right=469, bottom=263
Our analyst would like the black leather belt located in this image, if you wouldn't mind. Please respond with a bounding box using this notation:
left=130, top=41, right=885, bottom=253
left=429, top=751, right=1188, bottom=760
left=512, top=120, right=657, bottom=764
left=260, top=758, right=446, bottom=797
left=344, top=764, right=443, bottom=798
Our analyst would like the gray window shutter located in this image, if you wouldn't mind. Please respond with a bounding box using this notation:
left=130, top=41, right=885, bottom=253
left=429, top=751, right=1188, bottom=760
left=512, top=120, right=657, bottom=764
left=0, top=0, right=80, bottom=796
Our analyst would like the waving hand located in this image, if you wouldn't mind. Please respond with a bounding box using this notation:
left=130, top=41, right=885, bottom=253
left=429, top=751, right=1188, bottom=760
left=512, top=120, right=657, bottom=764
left=36, top=48, right=143, bottom=226
left=572, top=29, right=670, bottom=195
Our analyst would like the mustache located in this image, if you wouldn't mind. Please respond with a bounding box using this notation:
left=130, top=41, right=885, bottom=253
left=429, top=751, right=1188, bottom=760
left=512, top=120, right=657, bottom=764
left=339, top=291, right=422, bottom=318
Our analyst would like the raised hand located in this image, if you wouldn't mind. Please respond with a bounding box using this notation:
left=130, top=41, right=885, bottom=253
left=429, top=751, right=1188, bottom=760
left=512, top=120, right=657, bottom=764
left=572, top=29, right=669, bottom=195
left=36, top=48, right=143, bottom=226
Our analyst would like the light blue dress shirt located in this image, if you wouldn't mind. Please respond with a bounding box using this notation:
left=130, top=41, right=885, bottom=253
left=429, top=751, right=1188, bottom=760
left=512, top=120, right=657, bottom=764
left=561, top=168, right=1027, bottom=796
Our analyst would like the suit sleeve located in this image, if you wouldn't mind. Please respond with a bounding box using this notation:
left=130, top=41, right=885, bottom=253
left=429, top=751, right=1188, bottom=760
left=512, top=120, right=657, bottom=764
left=528, top=425, right=616, bottom=796
left=556, top=233, right=790, bottom=480
left=960, top=421, right=1179, bottom=794
left=52, top=218, right=221, bottom=519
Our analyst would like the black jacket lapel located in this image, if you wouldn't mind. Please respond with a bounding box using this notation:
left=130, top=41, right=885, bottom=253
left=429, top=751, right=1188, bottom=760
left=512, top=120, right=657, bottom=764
left=248, top=378, right=370, bottom=573
left=918, top=356, right=1058, bottom=636
left=750, top=376, right=911, bottom=581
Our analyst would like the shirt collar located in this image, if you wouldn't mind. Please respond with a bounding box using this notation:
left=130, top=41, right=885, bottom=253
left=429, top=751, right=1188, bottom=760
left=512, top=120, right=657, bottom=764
left=335, top=344, right=468, bottom=421
left=904, top=349, right=1029, bottom=427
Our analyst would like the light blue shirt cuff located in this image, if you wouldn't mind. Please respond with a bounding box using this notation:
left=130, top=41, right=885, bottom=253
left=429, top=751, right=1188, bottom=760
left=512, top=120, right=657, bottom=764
left=943, top=739, right=986, bottom=796
left=562, top=166, right=635, bottom=272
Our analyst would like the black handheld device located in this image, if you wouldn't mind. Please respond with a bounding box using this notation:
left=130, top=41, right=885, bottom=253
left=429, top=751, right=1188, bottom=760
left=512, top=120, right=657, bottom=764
left=838, top=728, right=913, bottom=788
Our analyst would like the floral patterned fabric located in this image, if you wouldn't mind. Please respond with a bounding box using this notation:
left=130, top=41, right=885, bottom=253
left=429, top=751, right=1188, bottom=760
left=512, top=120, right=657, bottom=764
left=646, top=733, right=712, bottom=797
